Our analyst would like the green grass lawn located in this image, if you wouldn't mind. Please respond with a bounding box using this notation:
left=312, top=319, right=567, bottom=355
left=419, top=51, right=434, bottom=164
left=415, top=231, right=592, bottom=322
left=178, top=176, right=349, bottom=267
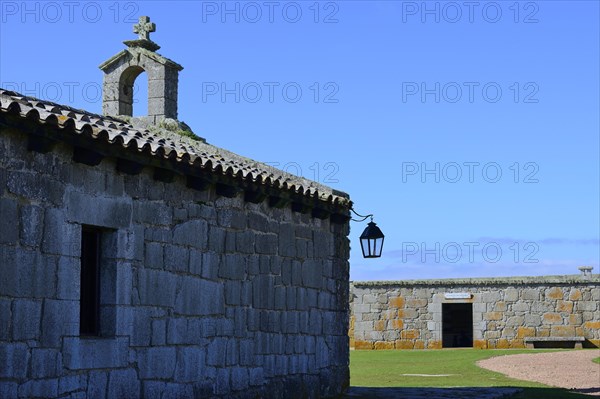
left=593, top=356, right=600, bottom=364
left=350, top=349, right=592, bottom=398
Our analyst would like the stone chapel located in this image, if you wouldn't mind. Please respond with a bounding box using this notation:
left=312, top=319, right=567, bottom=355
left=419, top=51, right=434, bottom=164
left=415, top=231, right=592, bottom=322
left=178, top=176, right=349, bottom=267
left=0, top=17, right=351, bottom=398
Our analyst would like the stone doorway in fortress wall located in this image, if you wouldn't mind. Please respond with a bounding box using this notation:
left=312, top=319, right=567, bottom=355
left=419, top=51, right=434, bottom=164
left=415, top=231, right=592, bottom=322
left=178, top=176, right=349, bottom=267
left=432, top=293, right=480, bottom=349
left=442, top=302, right=474, bottom=348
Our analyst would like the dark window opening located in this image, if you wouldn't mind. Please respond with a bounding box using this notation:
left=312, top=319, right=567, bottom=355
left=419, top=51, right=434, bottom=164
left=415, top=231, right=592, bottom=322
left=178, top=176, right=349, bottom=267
left=442, top=303, right=473, bottom=348
left=80, top=228, right=101, bottom=336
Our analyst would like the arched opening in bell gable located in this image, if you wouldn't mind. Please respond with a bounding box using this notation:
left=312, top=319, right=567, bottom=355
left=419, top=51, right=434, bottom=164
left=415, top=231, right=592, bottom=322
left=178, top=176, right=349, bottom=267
left=118, top=65, right=147, bottom=117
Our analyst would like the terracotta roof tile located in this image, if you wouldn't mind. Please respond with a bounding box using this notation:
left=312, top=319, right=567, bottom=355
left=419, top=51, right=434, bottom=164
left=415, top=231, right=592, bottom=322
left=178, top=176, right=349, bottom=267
left=0, top=88, right=350, bottom=211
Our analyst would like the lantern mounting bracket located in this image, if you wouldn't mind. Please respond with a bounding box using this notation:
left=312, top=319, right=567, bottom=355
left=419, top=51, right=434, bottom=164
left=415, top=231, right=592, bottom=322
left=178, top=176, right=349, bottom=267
left=350, top=207, right=373, bottom=223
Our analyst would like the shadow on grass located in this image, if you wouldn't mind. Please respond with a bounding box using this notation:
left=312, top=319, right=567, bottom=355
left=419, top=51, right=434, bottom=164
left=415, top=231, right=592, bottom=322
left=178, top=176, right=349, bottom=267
left=573, top=387, right=600, bottom=395
left=341, top=386, right=594, bottom=398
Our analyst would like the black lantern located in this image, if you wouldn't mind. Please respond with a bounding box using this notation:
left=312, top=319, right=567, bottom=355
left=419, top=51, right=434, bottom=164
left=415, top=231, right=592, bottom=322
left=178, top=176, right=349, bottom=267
left=359, top=221, right=385, bottom=258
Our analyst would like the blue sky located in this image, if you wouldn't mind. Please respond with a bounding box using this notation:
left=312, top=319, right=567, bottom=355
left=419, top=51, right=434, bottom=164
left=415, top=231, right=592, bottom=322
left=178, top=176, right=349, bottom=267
left=1, top=0, right=598, bottom=281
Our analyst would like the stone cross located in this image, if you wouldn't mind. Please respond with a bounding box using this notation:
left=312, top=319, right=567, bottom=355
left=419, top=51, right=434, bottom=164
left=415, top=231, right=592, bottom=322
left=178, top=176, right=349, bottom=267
left=133, top=16, right=156, bottom=41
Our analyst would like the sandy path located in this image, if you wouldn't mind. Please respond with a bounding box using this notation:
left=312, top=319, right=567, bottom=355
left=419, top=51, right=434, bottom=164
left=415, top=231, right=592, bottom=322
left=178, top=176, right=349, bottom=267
left=478, top=350, right=600, bottom=396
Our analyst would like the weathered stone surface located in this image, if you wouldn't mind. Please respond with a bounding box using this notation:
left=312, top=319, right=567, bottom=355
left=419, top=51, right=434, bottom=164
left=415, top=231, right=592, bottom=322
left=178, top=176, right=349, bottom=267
left=225, top=280, right=242, bottom=306
left=521, top=289, right=540, bottom=301
left=0, top=343, right=29, bottom=379
left=107, top=368, right=140, bottom=398
left=215, top=368, right=231, bottom=395
left=543, top=313, right=563, bottom=325
left=0, top=381, right=17, bottom=399
left=217, top=209, right=246, bottom=229
left=577, top=301, right=598, bottom=311
left=231, top=367, right=249, bottom=391
left=301, top=260, right=322, bottom=289
left=556, top=300, right=573, bottom=313
left=407, top=298, right=428, bottom=308
left=65, top=189, right=132, bottom=228
left=115, top=261, right=133, bottom=305
left=138, top=269, right=177, bottom=307
left=63, top=337, right=129, bottom=369
left=255, top=233, right=278, bottom=255
left=201, top=252, right=220, bottom=280
left=145, top=226, right=171, bottom=242
left=485, top=330, right=501, bottom=339
left=506, top=316, right=524, bottom=327
left=482, top=292, right=502, bottom=302
left=253, top=275, right=275, bottom=309
left=0, top=299, right=11, bottom=340
left=551, top=325, right=576, bottom=337
left=569, top=314, right=583, bottom=325
left=7, top=170, right=63, bottom=204
left=531, top=301, right=554, bottom=313
left=31, top=253, right=58, bottom=298
left=570, top=288, right=583, bottom=301
left=87, top=371, right=108, bottom=399
left=220, top=254, right=246, bottom=280
left=512, top=302, right=529, bottom=312
left=313, top=231, right=332, bottom=258
left=145, top=241, right=164, bottom=269
left=31, top=348, right=62, bottom=378
left=175, top=277, right=224, bottom=315
left=116, top=226, right=143, bottom=261
left=207, top=225, right=226, bottom=253
left=142, top=380, right=165, bottom=399
left=247, top=212, right=269, bottom=232
left=516, top=326, right=535, bottom=338
left=57, top=256, right=80, bottom=300
left=278, top=223, right=296, bottom=257
left=162, top=244, right=189, bottom=273
left=130, top=309, right=152, bottom=346
left=41, top=300, right=78, bottom=347
left=584, top=321, right=600, bottom=329
left=504, top=288, right=519, bottom=302
left=545, top=287, right=564, bottom=300
left=58, top=374, right=87, bottom=396
left=19, top=204, right=43, bottom=246
left=162, top=382, right=194, bottom=398
left=151, top=319, right=167, bottom=346
left=174, top=347, right=204, bottom=382
left=133, top=200, right=173, bottom=225
left=0, top=245, right=17, bottom=296
left=398, top=309, right=418, bottom=319
left=42, top=209, right=80, bottom=256
left=524, top=314, right=541, bottom=327
left=138, top=347, right=177, bottom=379
left=12, top=299, right=42, bottom=340
left=18, top=378, right=59, bottom=398
left=173, top=219, right=208, bottom=249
